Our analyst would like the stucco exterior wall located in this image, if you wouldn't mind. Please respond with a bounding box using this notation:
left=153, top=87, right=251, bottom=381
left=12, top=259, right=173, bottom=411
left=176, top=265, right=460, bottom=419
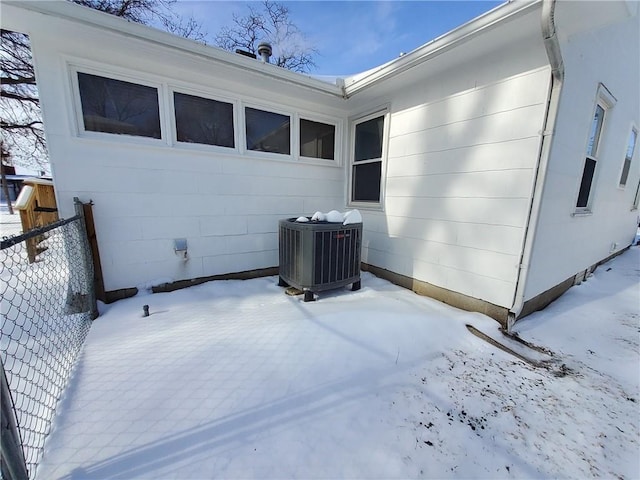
left=5, top=5, right=349, bottom=292
left=524, top=4, right=640, bottom=301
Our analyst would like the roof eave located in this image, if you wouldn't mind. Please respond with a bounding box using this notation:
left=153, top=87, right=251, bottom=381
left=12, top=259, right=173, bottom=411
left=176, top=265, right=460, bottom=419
left=343, top=0, right=542, bottom=97
left=2, top=0, right=345, bottom=98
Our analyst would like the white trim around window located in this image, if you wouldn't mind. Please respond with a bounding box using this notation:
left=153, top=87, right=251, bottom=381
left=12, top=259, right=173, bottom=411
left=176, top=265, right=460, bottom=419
left=168, top=85, right=239, bottom=154
left=68, top=63, right=167, bottom=145
left=66, top=60, right=343, bottom=168
left=240, top=102, right=293, bottom=159
left=574, top=83, right=616, bottom=214
left=297, top=112, right=342, bottom=165
left=618, top=125, right=637, bottom=189
left=347, top=106, right=390, bottom=210
left=238, top=103, right=344, bottom=165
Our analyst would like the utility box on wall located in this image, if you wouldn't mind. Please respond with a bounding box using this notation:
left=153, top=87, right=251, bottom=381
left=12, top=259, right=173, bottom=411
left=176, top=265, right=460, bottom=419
left=278, top=218, right=362, bottom=301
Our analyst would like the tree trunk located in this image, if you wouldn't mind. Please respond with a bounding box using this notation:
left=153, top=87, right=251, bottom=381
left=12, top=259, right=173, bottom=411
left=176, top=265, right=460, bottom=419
left=0, top=162, right=15, bottom=214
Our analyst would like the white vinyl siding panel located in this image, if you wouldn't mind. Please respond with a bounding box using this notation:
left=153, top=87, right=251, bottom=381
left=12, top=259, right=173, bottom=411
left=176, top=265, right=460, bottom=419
left=360, top=67, right=551, bottom=307
left=524, top=11, right=639, bottom=302
left=25, top=21, right=348, bottom=292
left=385, top=169, right=533, bottom=200
left=388, top=104, right=545, bottom=158
left=386, top=137, right=541, bottom=176
left=384, top=217, right=525, bottom=256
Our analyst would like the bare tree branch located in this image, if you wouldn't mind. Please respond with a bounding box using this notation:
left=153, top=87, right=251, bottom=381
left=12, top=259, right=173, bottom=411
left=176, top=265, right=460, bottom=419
left=214, top=1, right=317, bottom=73
left=1, top=120, right=44, bottom=130
left=0, top=1, right=208, bottom=172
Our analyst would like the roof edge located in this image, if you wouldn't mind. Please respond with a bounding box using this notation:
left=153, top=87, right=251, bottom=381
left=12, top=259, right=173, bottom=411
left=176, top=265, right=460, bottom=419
left=2, top=0, right=345, bottom=98
left=343, top=0, right=542, bottom=97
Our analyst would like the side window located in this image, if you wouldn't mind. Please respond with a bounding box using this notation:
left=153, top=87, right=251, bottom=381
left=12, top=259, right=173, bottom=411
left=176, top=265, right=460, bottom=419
left=300, top=119, right=335, bottom=160
left=245, top=107, right=290, bottom=155
left=576, top=104, right=605, bottom=209
left=174, top=92, right=234, bottom=148
left=619, top=127, right=637, bottom=188
left=575, top=85, right=615, bottom=211
left=77, top=72, right=161, bottom=139
left=351, top=113, right=386, bottom=203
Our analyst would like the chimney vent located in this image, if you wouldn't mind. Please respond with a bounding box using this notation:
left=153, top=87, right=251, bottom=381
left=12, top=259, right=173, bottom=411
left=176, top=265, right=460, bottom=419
left=257, top=41, right=273, bottom=63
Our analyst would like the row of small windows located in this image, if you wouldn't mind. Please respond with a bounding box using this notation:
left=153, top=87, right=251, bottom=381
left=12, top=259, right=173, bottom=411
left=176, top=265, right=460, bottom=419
left=77, top=72, right=336, bottom=161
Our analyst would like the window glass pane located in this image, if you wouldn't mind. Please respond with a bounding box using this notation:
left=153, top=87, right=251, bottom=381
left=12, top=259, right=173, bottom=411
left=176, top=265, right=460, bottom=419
left=587, top=105, right=605, bottom=157
left=619, top=129, right=637, bottom=187
left=245, top=107, right=290, bottom=154
left=619, top=159, right=632, bottom=187
left=78, top=72, right=160, bottom=138
left=355, top=116, right=384, bottom=162
left=352, top=161, right=382, bottom=202
left=626, top=129, right=637, bottom=160
left=174, top=92, right=234, bottom=148
left=300, top=119, right=335, bottom=160
left=576, top=157, right=597, bottom=208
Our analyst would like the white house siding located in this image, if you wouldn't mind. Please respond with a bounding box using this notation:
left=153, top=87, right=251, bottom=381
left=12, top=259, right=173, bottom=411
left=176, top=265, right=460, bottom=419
left=8, top=0, right=636, bottom=318
left=524, top=3, right=640, bottom=302
left=4, top=5, right=348, bottom=292
left=350, top=28, right=551, bottom=309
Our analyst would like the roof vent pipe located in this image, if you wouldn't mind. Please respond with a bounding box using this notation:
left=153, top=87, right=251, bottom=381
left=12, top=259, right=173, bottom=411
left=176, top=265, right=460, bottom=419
left=257, top=41, right=272, bottom=63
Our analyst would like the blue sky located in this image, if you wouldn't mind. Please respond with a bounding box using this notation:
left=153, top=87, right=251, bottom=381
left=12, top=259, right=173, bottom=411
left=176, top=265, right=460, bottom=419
left=175, top=1, right=504, bottom=75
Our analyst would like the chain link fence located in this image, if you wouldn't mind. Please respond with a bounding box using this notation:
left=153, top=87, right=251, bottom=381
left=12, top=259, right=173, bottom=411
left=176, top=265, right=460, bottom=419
left=1, top=205, right=97, bottom=479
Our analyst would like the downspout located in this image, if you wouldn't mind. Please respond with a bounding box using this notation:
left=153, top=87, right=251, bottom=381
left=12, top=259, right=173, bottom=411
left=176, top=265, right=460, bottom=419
left=507, top=0, right=565, bottom=330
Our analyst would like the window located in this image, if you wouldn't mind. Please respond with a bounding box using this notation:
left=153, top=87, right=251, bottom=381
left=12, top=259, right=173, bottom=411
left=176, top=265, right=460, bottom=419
left=174, top=92, right=234, bottom=148
left=576, top=104, right=605, bottom=209
left=351, top=114, right=385, bottom=203
left=575, top=85, right=616, bottom=211
left=77, top=72, right=161, bottom=138
left=619, top=127, right=637, bottom=187
left=245, top=107, right=290, bottom=154
left=300, top=119, right=335, bottom=160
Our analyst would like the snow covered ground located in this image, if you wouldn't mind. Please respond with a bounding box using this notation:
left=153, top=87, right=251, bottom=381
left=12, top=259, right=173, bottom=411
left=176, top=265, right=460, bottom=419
left=0, top=206, right=23, bottom=238
left=34, top=246, right=639, bottom=479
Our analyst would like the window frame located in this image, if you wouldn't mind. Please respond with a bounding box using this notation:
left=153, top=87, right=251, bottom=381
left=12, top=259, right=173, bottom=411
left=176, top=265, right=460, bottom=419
left=347, top=107, right=390, bottom=209
left=633, top=181, right=640, bottom=211
left=298, top=116, right=338, bottom=163
left=70, top=64, right=166, bottom=144
left=574, top=84, right=616, bottom=214
left=67, top=61, right=343, bottom=168
left=294, top=109, right=343, bottom=166
left=241, top=102, right=293, bottom=158
left=169, top=86, right=239, bottom=153
left=618, top=125, right=637, bottom=189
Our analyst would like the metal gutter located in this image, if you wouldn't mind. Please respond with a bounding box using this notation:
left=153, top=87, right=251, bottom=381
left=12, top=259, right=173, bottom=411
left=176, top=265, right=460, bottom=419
left=2, top=0, right=345, bottom=99
left=342, top=0, right=541, bottom=97
left=508, top=0, right=565, bottom=329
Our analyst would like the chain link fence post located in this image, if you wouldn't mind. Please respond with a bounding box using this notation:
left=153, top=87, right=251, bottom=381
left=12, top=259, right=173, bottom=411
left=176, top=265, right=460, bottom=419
left=74, top=197, right=98, bottom=320
left=1, top=358, right=29, bottom=480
